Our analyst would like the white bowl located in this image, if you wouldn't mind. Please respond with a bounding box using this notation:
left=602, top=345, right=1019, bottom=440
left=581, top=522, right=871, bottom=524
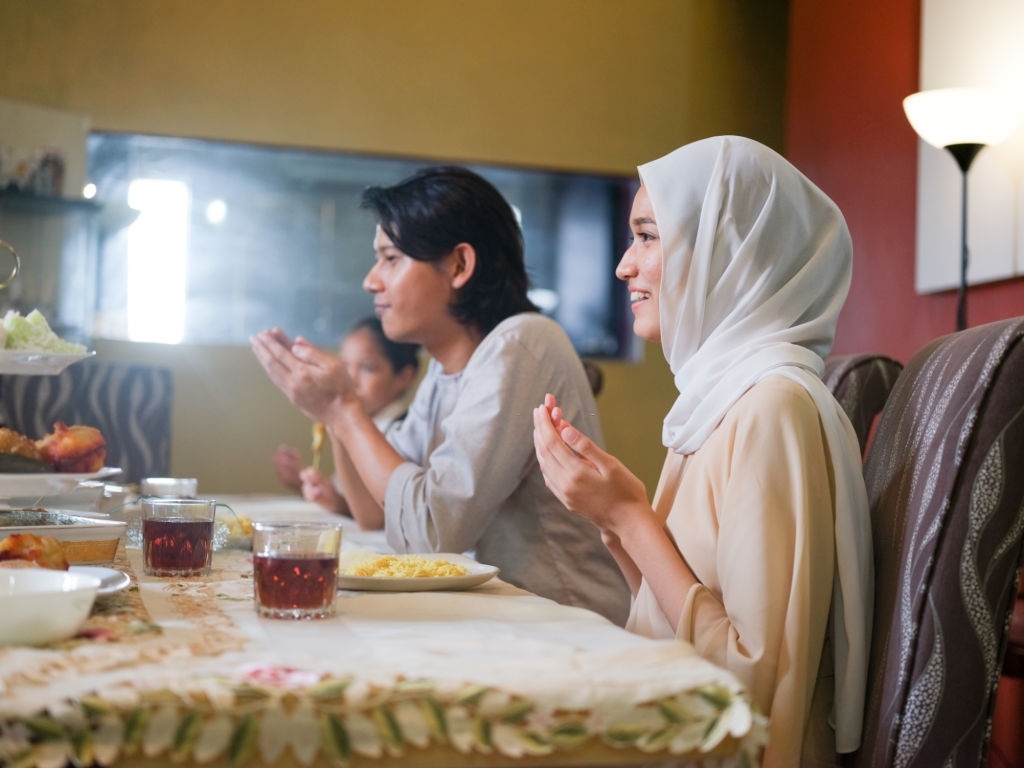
left=0, top=569, right=101, bottom=646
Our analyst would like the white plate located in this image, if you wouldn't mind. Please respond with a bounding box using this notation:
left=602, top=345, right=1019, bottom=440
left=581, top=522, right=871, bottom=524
left=0, top=349, right=95, bottom=375
left=337, top=551, right=499, bottom=592
left=1, top=467, right=122, bottom=498
left=69, top=565, right=131, bottom=595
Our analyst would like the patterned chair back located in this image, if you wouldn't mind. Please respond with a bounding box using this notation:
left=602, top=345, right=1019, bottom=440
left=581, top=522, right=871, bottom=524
left=1, top=360, right=173, bottom=484
left=823, top=353, right=903, bottom=456
left=849, top=317, right=1024, bottom=768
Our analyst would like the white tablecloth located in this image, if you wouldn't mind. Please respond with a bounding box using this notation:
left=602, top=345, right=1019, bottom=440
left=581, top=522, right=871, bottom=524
left=0, top=495, right=766, bottom=767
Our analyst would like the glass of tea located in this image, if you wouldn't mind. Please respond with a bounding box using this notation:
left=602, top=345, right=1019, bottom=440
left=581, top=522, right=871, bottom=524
left=252, top=522, right=342, bottom=620
left=141, top=498, right=216, bottom=577
left=124, top=479, right=199, bottom=550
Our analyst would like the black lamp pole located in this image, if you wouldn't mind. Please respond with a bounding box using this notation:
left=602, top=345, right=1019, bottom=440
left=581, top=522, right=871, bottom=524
left=943, top=142, right=985, bottom=332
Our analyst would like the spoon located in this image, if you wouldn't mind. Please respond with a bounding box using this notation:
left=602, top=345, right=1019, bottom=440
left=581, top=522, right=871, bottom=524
left=311, top=422, right=326, bottom=471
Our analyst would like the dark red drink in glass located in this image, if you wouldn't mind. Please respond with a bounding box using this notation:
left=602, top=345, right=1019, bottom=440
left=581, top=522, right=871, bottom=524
left=254, top=553, right=338, bottom=618
left=143, top=518, right=214, bottom=576
left=251, top=521, right=342, bottom=619
left=141, top=500, right=216, bottom=578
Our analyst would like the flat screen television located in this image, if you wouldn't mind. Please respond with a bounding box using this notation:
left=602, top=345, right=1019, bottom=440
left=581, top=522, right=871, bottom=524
left=85, top=133, right=639, bottom=359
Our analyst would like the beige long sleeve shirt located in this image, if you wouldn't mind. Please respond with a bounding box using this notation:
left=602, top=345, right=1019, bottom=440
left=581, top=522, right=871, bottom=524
left=628, top=376, right=841, bottom=767
left=383, top=313, right=630, bottom=625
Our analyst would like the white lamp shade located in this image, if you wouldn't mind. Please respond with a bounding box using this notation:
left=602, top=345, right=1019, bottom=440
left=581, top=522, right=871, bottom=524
left=903, top=87, right=1024, bottom=148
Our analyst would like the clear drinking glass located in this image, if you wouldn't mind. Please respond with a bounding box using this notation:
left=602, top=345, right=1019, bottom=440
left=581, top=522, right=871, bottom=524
left=140, top=477, right=198, bottom=498
left=252, top=522, right=342, bottom=619
left=141, top=498, right=216, bottom=577
left=0, top=239, right=19, bottom=290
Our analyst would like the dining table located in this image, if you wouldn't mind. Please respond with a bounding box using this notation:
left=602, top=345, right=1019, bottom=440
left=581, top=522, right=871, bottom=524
left=0, top=493, right=767, bottom=768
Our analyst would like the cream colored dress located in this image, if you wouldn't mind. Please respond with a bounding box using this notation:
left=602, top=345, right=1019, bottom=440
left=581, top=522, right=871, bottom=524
left=627, top=376, right=839, bottom=767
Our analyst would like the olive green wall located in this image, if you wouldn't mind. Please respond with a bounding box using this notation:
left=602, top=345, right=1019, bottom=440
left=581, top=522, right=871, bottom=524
left=0, top=0, right=788, bottom=494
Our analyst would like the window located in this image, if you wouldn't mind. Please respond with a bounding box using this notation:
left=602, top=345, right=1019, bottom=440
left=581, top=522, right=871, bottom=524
left=124, top=178, right=189, bottom=343
left=87, top=133, right=637, bottom=357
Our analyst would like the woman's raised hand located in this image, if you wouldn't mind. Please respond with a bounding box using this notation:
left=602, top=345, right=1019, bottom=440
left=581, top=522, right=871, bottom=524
left=532, top=393, right=648, bottom=534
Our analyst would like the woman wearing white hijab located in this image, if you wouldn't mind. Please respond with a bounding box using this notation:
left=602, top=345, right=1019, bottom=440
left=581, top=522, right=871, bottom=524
left=533, top=136, right=872, bottom=767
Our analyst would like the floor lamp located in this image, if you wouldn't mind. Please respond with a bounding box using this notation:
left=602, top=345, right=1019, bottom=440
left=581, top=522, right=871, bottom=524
left=903, top=87, right=1024, bottom=331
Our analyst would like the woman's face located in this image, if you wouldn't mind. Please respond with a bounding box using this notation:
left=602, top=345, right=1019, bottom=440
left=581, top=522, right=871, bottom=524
left=363, top=226, right=456, bottom=346
left=615, top=185, right=663, bottom=342
left=339, top=327, right=413, bottom=418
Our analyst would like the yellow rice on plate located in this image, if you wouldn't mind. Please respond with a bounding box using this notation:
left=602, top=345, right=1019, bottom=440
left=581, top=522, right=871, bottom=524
left=344, top=554, right=469, bottom=578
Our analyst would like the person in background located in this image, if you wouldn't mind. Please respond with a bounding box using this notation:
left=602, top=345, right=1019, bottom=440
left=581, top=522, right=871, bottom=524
left=532, top=136, right=872, bottom=766
left=252, top=166, right=630, bottom=624
left=272, top=315, right=420, bottom=514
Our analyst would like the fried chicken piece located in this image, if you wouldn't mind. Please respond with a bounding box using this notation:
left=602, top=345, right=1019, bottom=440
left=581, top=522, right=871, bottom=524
left=0, top=427, right=46, bottom=462
left=36, top=422, right=106, bottom=473
left=0, top=533, right=70, bottom=570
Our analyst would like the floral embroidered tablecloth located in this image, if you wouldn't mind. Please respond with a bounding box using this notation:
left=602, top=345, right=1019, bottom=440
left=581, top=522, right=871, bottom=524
left=0, top=513, right=767, bottom=768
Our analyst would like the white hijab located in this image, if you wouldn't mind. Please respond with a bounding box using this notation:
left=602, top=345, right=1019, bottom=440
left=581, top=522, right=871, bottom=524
left=639, top=136, right=872, bottom=753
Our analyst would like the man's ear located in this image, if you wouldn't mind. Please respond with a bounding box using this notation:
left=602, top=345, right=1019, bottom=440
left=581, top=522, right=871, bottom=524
left=449, top=243, right=476, bottom=289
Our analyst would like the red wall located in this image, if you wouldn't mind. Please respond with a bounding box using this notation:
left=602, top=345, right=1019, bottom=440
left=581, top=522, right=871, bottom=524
left=785, top=0, right=1024, bottom=365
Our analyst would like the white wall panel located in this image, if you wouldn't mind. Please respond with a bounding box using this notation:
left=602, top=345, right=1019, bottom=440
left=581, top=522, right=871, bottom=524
left=915, top=0, right=1024, bottom=293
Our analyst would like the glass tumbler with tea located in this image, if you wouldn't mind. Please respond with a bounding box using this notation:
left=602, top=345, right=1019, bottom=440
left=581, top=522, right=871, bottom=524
left=124, top=478, right=199, bottom=549
left=141, top=498, right=216, bottom=577
left=252, top=522, right=342, bottom=619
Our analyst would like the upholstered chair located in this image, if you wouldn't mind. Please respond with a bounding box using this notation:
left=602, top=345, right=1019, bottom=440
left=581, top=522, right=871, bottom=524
left=848, top=316, right=1024, bottom=768
left=1, top=360, right=174, bottom=483
left=823, top=353, right=903, bottom=456
left=990, top=574, right=1024, bottom=766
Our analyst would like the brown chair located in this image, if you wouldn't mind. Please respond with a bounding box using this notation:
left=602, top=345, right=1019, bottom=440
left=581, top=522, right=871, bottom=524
left=847, top=316, right=1024, bottom=768
left=823, top=353, right=903, bottom=456
left=990, top=575, right=1024, bottom=767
